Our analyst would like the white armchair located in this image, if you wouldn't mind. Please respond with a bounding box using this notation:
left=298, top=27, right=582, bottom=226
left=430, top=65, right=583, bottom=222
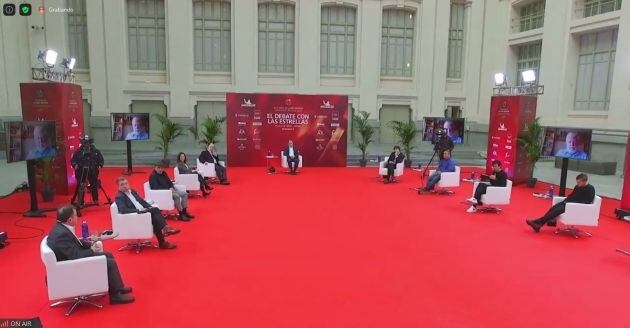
left=143, top=182, right=185, bottom=219
left=174, top=166, right=201, bottom=196
left=110, top=203, right=156, bottom=253
left=471, top=180, right=513, bottom=212
left=429, top=166, right=461, bottom=194
left=281, top=152, right=303, bottom=172
left=379, top=160, right=404, bottom=182
left=196, top=158, right=226, bottom=180
left=40, top=237, right=108, bottom=316
left=552, top=196, right=602, bottom=238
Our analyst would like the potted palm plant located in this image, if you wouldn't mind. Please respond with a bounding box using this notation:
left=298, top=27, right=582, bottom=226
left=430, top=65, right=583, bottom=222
left=37, top=157, right=55, bottom=202
left=388, top=120, right=418, bottom=168
left=199, top=116, right=226, bottom=145
left=353, top=110, right=374, bottom=167
left=153, top=113, right=186, bottom=164
left=517, top=117, right=543, bottom=188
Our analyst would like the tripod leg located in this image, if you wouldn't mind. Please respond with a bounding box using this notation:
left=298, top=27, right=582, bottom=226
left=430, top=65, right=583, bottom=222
left=421, top=151, right=438, bottom=179
left=98, top=181, right=112, bottom=204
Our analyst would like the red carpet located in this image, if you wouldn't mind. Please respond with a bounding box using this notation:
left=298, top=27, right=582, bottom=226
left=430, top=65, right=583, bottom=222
left=1, top=167, right=630, bottom=327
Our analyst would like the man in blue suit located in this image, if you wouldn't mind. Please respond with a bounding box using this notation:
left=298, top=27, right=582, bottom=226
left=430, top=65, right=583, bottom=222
left=283, top=140, right=300, bottom=175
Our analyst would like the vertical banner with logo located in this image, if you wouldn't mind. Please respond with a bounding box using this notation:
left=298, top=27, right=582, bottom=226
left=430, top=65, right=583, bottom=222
left=621, top=136, right=630, bottom=212
left=226, top=93, right=348, bottom=166
left=20, top=83, right=85, bottom=194
left=486, top=95, right=537, bottom=185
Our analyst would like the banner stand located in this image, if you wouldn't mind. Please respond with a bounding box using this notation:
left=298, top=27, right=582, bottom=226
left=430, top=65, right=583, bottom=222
left=615, top=135, right=630, bottom=220
left=559, top=158, right=569, bottom=197
left=23, top=160, right=46, bottom=218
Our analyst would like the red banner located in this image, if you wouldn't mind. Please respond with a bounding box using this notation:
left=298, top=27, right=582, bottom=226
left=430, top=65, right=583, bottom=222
left=621, top=136, right=630, bottom=211
left=20, top=83, right=85, bottom=194
left=226, top=93, right=348, bottom=166
left=486, top=96, right=537, bottom=184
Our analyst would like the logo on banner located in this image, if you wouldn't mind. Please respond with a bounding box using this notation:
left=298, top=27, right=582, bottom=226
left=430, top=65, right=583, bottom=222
left=492, top=143, right=498, bottom=148
left=33, top=88, right=48, bottom=106
left=71, top=118, right=78, bottom=127
left=238, top=129, right=245, bottom=135
left=238, top=144, right=246, bottom=151
left=253, top=129, right=260, bottom=135
left=69, top=90, right=79, bottom=105
left=317, top=130, right=324, bottom=136
left=241, top=99, right=256, bottom=108
left=505, top=145, right=512, bottom=150
left=316, top=144, right=324, bottom=151
left=498, top=123, right=507, bottom=131
left=285, top=98, right=293, bottom=106
left=320, top=100, right=334, bottom=109
left=499, top=101, right=509, bottom=114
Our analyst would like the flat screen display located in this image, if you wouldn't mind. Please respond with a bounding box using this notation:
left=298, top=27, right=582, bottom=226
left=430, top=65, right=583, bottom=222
left=4, top=121, right=57, bottom=163
left=422, top=117, right=465, bottom=144
left=111, top=113, right=150, bottom=141
left=541, top=127, right=592, bottom=160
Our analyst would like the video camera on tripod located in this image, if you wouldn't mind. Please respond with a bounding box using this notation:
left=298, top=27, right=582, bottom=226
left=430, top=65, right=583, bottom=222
left=70, top=135, right=111, bottom=214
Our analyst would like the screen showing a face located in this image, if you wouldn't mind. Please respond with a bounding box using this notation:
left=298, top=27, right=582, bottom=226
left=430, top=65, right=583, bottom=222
left=541, top=127, right=592, bottom=160
left=5, top=121, right=57, bottom=163
left=423, top=118, right=465, bottom=144
left=111, top=113, right=150, bottom=141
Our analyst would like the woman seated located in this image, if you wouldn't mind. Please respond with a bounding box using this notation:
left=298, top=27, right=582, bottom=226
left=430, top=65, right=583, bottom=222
left=176, top=152, right=212, bottom=196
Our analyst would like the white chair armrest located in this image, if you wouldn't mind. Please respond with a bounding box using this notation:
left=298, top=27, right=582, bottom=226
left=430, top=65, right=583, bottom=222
left=552, top=196, right=566, bottom=206
left=429, top=169, right=436, bottom=175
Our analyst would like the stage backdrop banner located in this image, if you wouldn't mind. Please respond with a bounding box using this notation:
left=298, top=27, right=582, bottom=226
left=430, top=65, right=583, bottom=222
left=226, top=93, right=348, bottom=166
left=20, top=83, right=85, bottom=195
left=621, top=135, right=630, bottom=211
left=486, top=95, right=537, bottom=184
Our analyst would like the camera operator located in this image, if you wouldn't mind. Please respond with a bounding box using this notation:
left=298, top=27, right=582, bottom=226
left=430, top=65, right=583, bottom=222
left=433, top=128, right=454, bottom=159
left=71, top=135, right=104, bottom=205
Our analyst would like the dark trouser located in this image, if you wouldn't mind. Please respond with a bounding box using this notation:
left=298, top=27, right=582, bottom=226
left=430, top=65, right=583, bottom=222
left=215, top=164, right=228, bottom=182
left=473, top=183, right=489, bottom=206
left=287, top=157, right=300, bottom=172
left=384, top=162, right=396, bottom=180
left=196, top=173, right=206, bottom=190
left=77, top=166, right=100, bottom=202
left=425, top=172, right=441, bottom=190
left=533, top=202, right=566, bottom=225
left=103, top=252, right=125, bottom=293
left=148, top=207, right=167, bottom=244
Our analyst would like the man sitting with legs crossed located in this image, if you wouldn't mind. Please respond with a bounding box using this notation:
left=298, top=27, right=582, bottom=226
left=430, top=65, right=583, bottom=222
left=466, top=160, right=507, bottom=213
left=526, top=173, right=595, bottom=233
left=418, top=150, right=456, bottom=194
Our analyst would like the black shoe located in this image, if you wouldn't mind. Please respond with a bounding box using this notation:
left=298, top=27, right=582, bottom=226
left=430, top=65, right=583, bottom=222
left=119, top=287, right=133, bottom=294
left=220, top=180, right=230, bottom=185
left=183, top=211, right=195, bottom=219
left=547, top=220, right=557, bottom=227
left=162, top=226, right=180, bottom=236
left=526, top=220, right=541, bottom=233
left=178, top=213, right=191, bottom=222
left=110, top=293, right=135, bottom=305
left=159, top=241, right=177, bottom=249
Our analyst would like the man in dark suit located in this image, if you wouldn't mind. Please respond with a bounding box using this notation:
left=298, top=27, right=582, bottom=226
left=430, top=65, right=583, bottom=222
left=47, top=205, right=135, bottom=305
left=383, top=145, right=405, bottom=183
left=198, top=143, right=230, bottom=185
left=465, top=160, right=508, bottom=213
left=282, top=140, right=300, bottom=175
left=115, top=177, right=178, bottom=249
left=149, top=160, right=195, bottom=221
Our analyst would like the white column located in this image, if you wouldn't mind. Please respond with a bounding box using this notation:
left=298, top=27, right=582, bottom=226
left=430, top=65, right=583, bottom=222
left=166, top=0, right=193, bottom=117
left=430, top=0, right=451, bottom=116
left=85, top=0, right=109, bottom=115
left=606, top=2, right=630, bottom=130
left=0, top=15, right=32, bottom=116
left=416, top=0, right=437, bottom=120
left=102, top=0, right=129, bottom=113
left=297, top=0, right=318, bottom=89
left=357, top=1, right=381, bottom=118
left=233, top=0, right=257, bottom=91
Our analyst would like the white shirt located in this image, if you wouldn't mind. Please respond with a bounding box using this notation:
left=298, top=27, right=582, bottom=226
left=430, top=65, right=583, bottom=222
left=125, top=190, right=145, bottom=210
left=289, top=147, right=294, bottom=157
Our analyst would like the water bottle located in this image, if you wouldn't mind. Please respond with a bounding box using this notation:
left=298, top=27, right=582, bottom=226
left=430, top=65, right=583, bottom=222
left=548, top=185, right=554, bottom=199
left=471, top=171, right=476, bottom=180
left=418, top=162, right=422, bottom=169
left=81, top=220, right=89, bottom=240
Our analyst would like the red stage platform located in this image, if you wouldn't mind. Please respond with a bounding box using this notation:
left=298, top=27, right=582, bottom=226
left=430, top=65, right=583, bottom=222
left=1, top=167, right=629, bottom=327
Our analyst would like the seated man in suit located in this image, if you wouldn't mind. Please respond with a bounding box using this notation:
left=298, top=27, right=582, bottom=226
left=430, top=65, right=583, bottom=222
left=418, top=149, right=456, bottom=193
left=383, top=146, right=405, bottom=183
left=47, top=205, right=135, bottom=305
left=115, top=177, right=178, bottom=249
left=198, top=143, right=230, bottom=185
left=282, top=140, right=300, bottom=175
left=465, top=160, right=507, bottom=213
left=526, top=173, right=596, bottom=233
left=149, top=160, right=195, bottom=221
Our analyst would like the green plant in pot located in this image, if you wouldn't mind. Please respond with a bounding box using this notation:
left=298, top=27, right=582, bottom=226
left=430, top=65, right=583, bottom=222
left=388, top=120, right=418, bottom=168
left=352, top=110, right=374, bottom=167
left=517, top=117, right=543, bottom=188
left=199, top=116, right=226, bottom=145
left=37, top=157, right=55, bottom=202
left=154, top=113, right=186, bottom=165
